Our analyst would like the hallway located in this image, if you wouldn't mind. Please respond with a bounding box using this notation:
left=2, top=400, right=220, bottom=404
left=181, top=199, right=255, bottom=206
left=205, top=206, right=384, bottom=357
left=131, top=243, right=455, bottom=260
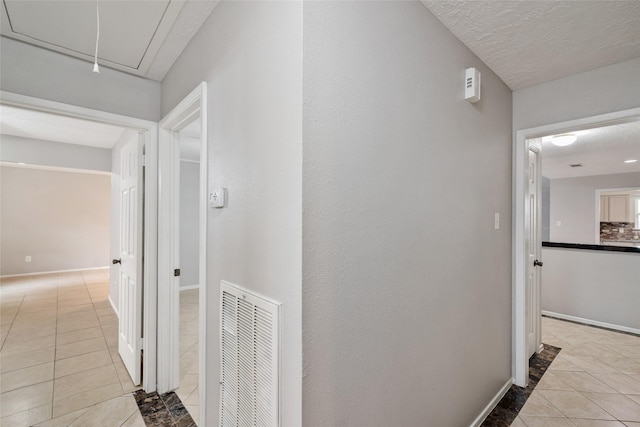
left=0, top=269, right=145, bottom=426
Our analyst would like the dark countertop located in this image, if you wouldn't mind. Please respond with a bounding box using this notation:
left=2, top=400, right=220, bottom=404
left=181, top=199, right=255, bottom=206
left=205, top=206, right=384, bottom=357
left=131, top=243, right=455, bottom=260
left=543, top=242, right=640, bottom=254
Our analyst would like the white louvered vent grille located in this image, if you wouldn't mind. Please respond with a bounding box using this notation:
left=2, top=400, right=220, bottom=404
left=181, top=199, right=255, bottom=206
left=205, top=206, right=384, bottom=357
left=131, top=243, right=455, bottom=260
left=220, top=281, right=280, bottom=427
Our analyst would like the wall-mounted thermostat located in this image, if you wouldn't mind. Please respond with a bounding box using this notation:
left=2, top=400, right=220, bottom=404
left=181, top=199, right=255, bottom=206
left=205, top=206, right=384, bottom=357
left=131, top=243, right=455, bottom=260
left=209, top=188, right=226, bottom=208
left=465, top=67, right=481, bottom=103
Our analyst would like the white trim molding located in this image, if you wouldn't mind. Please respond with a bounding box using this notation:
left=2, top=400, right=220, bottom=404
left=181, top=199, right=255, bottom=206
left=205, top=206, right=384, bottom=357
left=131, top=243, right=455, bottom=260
left=179, top=284, right=200, bottom=291
left=157, top=82, right=208, bottom=427
left=542, top=311, right=640, bottom=336
left=0, top=161, right=111, bottom=176
left=0, top=265, right=110, bottom=278
left=512, top=106, right=640, bottom=388
left=470, top=379, right=512, bottom=427
left=109, top=296, right=120, bottom=318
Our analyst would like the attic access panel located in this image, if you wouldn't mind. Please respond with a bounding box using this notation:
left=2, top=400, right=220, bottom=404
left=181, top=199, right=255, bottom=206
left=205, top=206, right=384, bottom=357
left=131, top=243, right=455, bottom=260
left=1, top=0, right=181, bottom=73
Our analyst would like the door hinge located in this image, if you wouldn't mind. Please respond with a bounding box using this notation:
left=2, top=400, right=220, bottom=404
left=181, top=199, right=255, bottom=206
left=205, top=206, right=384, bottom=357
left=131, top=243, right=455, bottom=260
left=141, top=155, right=146, bottom=167
left=138, top=338, right=144, bottom=349
left=174, top=268, right=181, bottom=277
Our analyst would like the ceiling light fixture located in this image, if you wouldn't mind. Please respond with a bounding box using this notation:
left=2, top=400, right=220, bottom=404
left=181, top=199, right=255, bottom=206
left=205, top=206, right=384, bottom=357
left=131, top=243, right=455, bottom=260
left=551, top=133, right=577, bottom=147
left=93, top=0, right=100, bottom=73
left=624, top=159, right=638, bottom=163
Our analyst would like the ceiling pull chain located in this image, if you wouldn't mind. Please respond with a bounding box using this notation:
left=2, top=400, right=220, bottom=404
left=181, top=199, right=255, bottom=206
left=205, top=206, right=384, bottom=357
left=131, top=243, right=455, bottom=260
left=93, top=0, right=100, bottom=73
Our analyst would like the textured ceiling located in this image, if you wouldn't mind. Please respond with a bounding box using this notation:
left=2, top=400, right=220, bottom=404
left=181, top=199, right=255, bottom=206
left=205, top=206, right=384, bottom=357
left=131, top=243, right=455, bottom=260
left=540, top=121, right=640, bottom=179
left=422, top=1, right=640, bottom=90
left=0, top=0, right=218, bottom=81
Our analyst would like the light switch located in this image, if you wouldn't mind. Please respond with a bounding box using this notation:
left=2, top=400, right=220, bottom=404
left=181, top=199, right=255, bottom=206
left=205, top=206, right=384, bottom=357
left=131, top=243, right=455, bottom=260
left=494, top=213, right=500, bottom=230
left=209, top=188, right=226, bottom=208
left=556, top=221, right=562, bottom=227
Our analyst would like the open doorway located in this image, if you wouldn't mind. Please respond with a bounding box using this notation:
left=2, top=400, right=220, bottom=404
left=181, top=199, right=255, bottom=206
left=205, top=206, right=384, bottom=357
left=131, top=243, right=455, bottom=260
left=0, top=91, right=159, bottom=393
left=539, top=121, right=640, bottom=335
left=513, top=107, right=640, bottom=387
left=175, top=120, right=202, bottom=423
left=157, top=82, right=208, bottom=426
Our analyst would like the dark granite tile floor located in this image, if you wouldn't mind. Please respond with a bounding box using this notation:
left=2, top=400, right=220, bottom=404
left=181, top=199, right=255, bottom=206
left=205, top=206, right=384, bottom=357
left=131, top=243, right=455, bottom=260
left=480, top=344, right=561, bottom=427
left=134, top=389, right=197, bottom=427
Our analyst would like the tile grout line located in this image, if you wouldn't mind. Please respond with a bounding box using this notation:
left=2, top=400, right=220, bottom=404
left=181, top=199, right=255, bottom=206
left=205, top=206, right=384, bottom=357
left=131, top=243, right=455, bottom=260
left=52, top=272, right=61, bottom=421
left=0, top=293, right=24, bottom=353
left=584, top=397, right=621, bottom=424
left=540, top=383, right=620, bottom=424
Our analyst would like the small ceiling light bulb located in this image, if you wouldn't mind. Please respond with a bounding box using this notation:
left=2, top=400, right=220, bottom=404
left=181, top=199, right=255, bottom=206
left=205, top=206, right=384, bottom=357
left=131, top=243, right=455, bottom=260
left=93, top=62, right=100, bottom=73
left=624, top=159, right=638, bottom=163
left=551, top=133, right=577, bottom=147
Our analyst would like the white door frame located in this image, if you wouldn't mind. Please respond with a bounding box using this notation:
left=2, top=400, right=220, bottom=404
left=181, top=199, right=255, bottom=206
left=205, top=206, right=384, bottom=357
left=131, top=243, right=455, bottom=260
left=157, top=82, right=208, bottom=424
left=512, top=106, right=640, bottom=387
left=0, top=90, right=159, bottom=392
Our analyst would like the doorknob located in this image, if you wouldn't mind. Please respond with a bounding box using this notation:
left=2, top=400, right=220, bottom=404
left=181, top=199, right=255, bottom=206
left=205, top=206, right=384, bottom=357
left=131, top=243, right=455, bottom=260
left=112, top=259, right=121, bottom=265
left=534, top=259, right=543, bottom=267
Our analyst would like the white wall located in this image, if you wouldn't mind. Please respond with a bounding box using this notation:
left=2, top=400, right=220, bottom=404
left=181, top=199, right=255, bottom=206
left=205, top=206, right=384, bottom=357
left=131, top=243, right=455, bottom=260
left=542, top=248, right=640, bottom=331
left=302, top=2, right=512, bottom=425
left=179, top=160, right=199, bottom=287
left=161, top=2, right=302, bottom=425
left=0, top=164, right=110, bottom=275
left=0, top=134, right=111, bottom=172
left=513, top=58, right=640, bottom=131
left=0, top=37, right=161, bottom=122
left=549, top=172, right=640, bottom=243
left=542, top=176, right=551, bottom=241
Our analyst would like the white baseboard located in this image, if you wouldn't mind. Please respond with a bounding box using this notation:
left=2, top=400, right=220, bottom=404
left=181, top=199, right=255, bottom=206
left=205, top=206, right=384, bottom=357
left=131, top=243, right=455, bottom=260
left=1, top=266, right=110, bottom=278
left=470, top=378, right=512, bottom=427
left=108, top=296, right=119, bottom=318
left=179, top=284, right=200, bottom=291
left=542, top=310, right=640, bottom=335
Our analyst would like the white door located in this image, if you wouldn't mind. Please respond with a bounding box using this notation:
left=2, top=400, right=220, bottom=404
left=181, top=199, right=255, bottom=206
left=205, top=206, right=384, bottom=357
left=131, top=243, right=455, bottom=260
left=525, top=144, right=542, bottom=358
left=117, top=135, right=144, bottom=385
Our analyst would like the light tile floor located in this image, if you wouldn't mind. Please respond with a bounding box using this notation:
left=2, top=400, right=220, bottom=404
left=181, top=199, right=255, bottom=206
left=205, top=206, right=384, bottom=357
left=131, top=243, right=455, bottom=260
left=12, top=273, right=636, bottom=426
left=511, top=316, right=640, bottom=426
left=176, top=288, right=199, bottom=426
left=0, top=269, right=145, bottom=427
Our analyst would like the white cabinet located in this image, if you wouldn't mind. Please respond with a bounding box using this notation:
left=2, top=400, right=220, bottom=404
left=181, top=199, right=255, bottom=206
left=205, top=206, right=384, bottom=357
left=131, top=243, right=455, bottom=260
left=600, top=196, right=609, bottom=221
left=600, top=195, right=632, bottom=222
